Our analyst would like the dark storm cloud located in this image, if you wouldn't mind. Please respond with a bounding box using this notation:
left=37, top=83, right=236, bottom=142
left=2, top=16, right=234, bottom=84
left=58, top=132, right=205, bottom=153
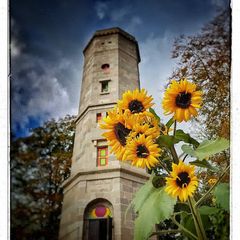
left=10, top=0, right=230, bottom=137
left=11, top=17, right=82, bottom=136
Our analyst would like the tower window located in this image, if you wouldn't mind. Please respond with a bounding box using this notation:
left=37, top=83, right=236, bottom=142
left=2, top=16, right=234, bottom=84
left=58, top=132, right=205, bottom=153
left=96, top=113, right=102, bottom=123
left=101, top=63, right=110, bottom=70
left=97, top=146, right=108, bottom=166
left=101, top=81, right=109, bottom=93
left=101, top=64, right=110, bottom=74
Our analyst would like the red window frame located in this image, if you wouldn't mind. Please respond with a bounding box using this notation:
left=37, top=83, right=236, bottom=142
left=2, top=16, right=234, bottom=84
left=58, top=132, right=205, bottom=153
left=97, top=146, right=108, bottom=166
left=96, top=113, right=102, bottom=123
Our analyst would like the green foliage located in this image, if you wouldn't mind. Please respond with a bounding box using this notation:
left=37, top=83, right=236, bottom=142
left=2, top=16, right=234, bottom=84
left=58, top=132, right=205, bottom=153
left=213, top=183, right=229, bottom=212
left=134, top=186, right=176, bottom=240
left=149, top=108, right=160, bottom=123
left=181, top=144, right=197, bottom=157
left=166, top=117, right=175, bottom=129
left=182, top=138, right=229, bottom=160
left=189, top=159, right=218, bottom=172
left=198, top=206, right=219, bottom=215
left=208, top=208, right=229, bottom=239
left=175, top=129, right=199, bottom=147
left=131, top=178, right=156, bottom=213
left=157, top=129, right=199, bottom=149
left=11, top=115, right=75, bottom=240
left=180, top=212, right=197, bottom=239
left=157, top=135, right=179, bottom=148
left=180, top=210, right=212, bottom=240
left=194, top=138, right=229, bottom=160
left=180, top=203, right=230, bottom=240
left=152, top=175, right=168, bottom=188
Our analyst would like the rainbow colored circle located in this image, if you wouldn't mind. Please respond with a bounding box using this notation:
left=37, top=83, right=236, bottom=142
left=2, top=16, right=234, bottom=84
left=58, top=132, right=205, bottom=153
left=90, top=205, right=111, bottom=218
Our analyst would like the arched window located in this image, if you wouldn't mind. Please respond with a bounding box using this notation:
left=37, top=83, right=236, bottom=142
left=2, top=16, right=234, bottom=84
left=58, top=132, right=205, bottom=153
left=83, top=199, right=113, bottom=240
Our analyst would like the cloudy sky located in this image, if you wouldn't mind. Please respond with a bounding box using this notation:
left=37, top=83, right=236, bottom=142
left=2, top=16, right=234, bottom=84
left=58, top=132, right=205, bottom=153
left=11, top=0, right=229, bottom=137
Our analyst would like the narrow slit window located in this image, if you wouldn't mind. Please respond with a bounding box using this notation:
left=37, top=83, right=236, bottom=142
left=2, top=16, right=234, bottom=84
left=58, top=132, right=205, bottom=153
left=97, top=146, right=108, bottom=166
left=101, top=81, right=109, bottom=93
left=96, top=113, right=102, bottom=123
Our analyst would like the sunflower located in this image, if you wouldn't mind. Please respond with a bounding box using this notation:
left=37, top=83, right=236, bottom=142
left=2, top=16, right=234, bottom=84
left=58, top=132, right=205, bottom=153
left=165, top=161, right=198, bottom=202
left=100, top=109, right=132, bottom=160
left=159, top=123, right=172, bottom=135
left=162, top=79, right=202, bottom=122
left=136, top=112, right=160, bottom=138
left=126, top=112, right=159, bottom=140
left=118, top=89, right=154, bottom=115
left=123, top=134, right=161, bottom=169
left=208, top=178, right=217, bottom=185
left=128, top=122, right=159, bottom=140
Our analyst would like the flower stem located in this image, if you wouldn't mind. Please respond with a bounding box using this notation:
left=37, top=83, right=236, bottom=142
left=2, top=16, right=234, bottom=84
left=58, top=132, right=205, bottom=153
left=170, top=120, right=179, bottom=164
left=188, top=197, right=207, bottom=240
left=170, top=146, right=179, bottom=164
left=158, top=160, right=170, bottom=174
left=183, top=154, right=188, bottom=162
left=171, top=216, right=198, bottom=240
left=149, top=229, right=181, bottom=237
left=173, top=120, right=177, bottom=136
left=196, top=165, right=230, bottom=207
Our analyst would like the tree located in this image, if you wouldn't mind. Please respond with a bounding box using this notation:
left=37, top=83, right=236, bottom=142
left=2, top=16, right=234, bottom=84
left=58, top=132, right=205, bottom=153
left=11, top=115, right=76, bottom=240
left=170, top=9, right=230, bottom=141
left=163, top=10, right=230, bottom=238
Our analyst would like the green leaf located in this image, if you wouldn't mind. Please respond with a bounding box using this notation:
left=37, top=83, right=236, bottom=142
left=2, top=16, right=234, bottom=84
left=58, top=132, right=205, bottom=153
left=199, top=206, right=219, bottom=215
left=214, top=183, right=229, bottom=212
left=149, top=108, right=160, bottom=123
left=181, top=138, right=229, bottom=160
left=180, top=212, right=196, bottom=239
left=132, top=178, right=155, bottom=213
left=152, top=175, right=168, bottom=188
left=200, top=214, right=212, bottom=231
left=195, top=138, right=229, bottom=160
left=175, top=129, right=199, bottom=147
left=181, top=144, right=197, bottom=157
left=189, top=159, right=218, bottom=172
left=134, top=187, right=176, bottom=240
left=157, top=135, right=179, bottom=148
left=157, top=130, right=199, bottom=150
left=180, top=211, right=212, bottom=239
left=166, top=117, right=175, bottom=129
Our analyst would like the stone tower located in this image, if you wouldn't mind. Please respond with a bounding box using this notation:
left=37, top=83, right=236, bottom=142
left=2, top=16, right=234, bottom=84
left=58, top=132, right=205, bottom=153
left=59, top=27, right=149, bottom=240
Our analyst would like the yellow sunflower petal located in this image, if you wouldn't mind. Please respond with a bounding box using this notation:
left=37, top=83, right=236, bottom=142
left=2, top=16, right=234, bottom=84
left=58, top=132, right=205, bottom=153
left=165, top=161, right=198, bottom=202
left=162, top=79, right=202, bottom=122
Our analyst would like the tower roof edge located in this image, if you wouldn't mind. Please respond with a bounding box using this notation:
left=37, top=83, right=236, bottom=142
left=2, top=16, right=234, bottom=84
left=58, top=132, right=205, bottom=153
left=83, top=27, right=141, bottom=62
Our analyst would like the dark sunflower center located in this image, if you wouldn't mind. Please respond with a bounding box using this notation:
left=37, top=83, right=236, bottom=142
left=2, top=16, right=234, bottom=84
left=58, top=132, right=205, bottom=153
left=176, top=172, right=190, bottom=188
left=114, top=123, right=131, bottom=146
left=160, top=125, right=166, bottom=132
left=136, top=132, right=143, bottom=138
left=175, top=92, right=192, bottom=109
left=136, top=144, right=149, bottom=158
left=128, top=100, right=144, bottom=113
